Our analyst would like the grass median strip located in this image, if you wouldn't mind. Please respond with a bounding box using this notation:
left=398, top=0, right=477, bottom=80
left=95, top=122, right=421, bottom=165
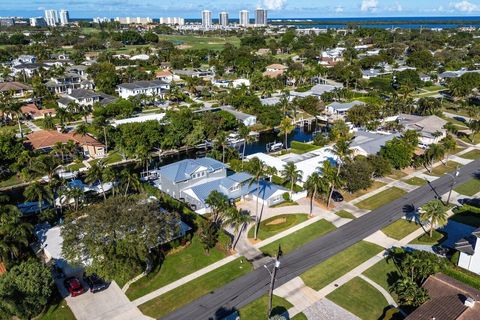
left=259, top=219, right=336, bottom=257
left=238, top=295, right=292, bottom=320
left=355, top=187, right=406, bottom=211
left=459, top=149, right=480, bottom=160
left=335, top=210, right=356, bottom=219
left=403, top=176, right=428, bottom=186
left=127, top=235, right=229, bottom=300
left=301, top=241, right=383, bottom=290
left=326, top=277, right=389, bottom=320
left=138, top=258, right=252, bottom=318
left=454, top=178, right=480, bottom=196
left=247, top=214, right=309, bottom=240
left=429, top=161, right=462, bottom=177
left=381, top=219, right=421, bottom=240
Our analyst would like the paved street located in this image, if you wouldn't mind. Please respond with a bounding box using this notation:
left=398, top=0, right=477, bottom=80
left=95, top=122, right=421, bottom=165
left=162, top=159, right=480, bottom=320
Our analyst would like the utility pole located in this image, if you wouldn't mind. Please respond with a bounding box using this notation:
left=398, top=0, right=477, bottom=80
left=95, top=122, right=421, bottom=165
left=265, top=245, right=283, bottom=318
left=446, top=167, right=460, bottom=205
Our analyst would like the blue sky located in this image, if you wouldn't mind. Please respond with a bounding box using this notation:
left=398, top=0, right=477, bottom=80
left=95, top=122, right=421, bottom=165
left=1, top=0, right=480, bottom=18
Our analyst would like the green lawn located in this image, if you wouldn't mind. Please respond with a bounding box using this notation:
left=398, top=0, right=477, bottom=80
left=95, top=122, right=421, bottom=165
left=460, top=149, right=480, bottom=160
left=342, top=181, right=387, bottom=202
left=301, top=241, right=383, bottom=290
left=451, top=205, right=480, bottom=227
left=388, top=170, right=408, bottom=180
left=355, top=187, right=406, bottom=211
left=66, top=161, right=85, bottom=172
left=259, top=219, right=336, bottom=257
left=270, top=200, right=299, bottom=208
left=429, top=161, right=462, bottom=177
left=126, top=235, right=229, bottom=300
left=0, top=174, right=23, bottom=188
left=157, top=34, right=240, bottom=50
left=362, top=259, right=400, bottom=302
left=410, top=230, right=446, bottom=245
left=39, top=293, right=75, bottom=320
left=290, top=141, right=320, bottom=154
left=247, top=214, right=308, bottom=240
left=326, top=277, right=389, bottom=320
left=424, top=85, right=444, bottom=92
left=139, top=258, right=252, bottom=318
left=403, top=176, right=428, bottom=186
left=335, top=210, right=356, bottom=219
left=381, top=219, right=420, bottom=240
left=239, top=295, right=292, bottom=320
left=454, top=178, right=480, bottom=196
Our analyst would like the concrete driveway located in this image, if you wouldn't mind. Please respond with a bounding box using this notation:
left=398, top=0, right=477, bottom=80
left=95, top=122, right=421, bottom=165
left=56, top=277, right=152, bottom=320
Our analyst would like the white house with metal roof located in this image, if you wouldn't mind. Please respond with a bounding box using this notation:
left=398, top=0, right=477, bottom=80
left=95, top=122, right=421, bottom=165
left=455, top=227, right=480, bottom=275
left=351, top=130, right=401, bottom=156
left=326, top=100, right=365, bottom=116
left=117, top=80, right=170, bottom=99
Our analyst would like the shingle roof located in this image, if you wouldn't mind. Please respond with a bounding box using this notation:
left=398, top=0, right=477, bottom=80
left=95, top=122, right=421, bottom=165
left=351, top=130, right=400, bottom=155
left=160, top=157, right=226, bottom=184
left=0, top=81, right=32, bottom=92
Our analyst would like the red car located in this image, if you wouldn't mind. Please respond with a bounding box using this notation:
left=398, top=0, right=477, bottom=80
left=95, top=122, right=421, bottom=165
left=64, top=277, right=85, bottom=297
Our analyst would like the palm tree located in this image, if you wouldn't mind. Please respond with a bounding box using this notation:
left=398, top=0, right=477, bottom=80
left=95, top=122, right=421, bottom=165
left=85, top=161, right=107, bottom=201
left=247, top=157, right=268, bottom=240
left=75, top=123, right=88, bottom=136
left=43, top=114, right=55, bottom=130
left=31, top=154, right=60, bottom=181
left=23, top=182, right=53, bottom=213
left=119, top=166, right=141, bottom=196
left=424, top=144, right=445, bottom=172
left=278, top=117, right=294, bottom=150
left=238, top=125, right=253, bottom=161
left=467, top=119, right=480, bottom=143
left=419, top=199, right=447, bottom=238
left=281, top=162, right=303, bottom=195
left=205, top=190, right=229, bottom=226
left=215, top=131, right=228, bottom=163
left=52, top=142, right=66, bottom=163
left=441, top=135, right=456, bottom=165
left=0, top=205, right=32, bottom=263
left=223, top=207, right=252, bottom=249
left=67, top=187, right=84, bottom=211
left=102, top=166, right=117, bottom=197
left=304, top=172, right=329, bottom=217
left=321, top=160, right=342, bottom=208
left=331, top=137, right=353, bottom=176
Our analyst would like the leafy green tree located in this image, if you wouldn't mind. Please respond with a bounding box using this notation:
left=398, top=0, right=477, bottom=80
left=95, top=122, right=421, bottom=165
left=62, top=196, right=180, bottom=284
left=420, top=199, right=447, bottom=238
left=0, top=259, right=53, bottom=319
left=391, top=277, right=429, bottom=307
left=281, top=162, right=303, bottom=195
left=367, top=155, right=392, bottom=177
left=417, top=97, right=441, bottom=116
left=0, top=201, right=32, bottom=264
left=0, top=130, right=23, bottom=174
left=380, top=137, right=414, bottom=169
left=198, top=219, right=219, bottom=255
left=85, top=161, right=107, bottom=201
left=341, top=157, right=374, bottom=193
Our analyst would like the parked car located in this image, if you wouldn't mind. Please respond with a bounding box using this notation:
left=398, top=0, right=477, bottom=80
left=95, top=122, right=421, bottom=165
left=83, top=273, right=108, bottom=293
left=64, top=277, right=85, bottom=297
left=332, top=190, right=344, bottom=202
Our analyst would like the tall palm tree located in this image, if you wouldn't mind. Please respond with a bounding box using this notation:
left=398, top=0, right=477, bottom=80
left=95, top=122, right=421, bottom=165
left=215, top=131, right=228, bottom=163
left=43, top=114, right=55, bottom=130
left=419, top=199, right=447, bottom=238
left=52, top=142, right=66, bottom=163
left=23, top=182, right=53, bottom=213
left=441, top=135, right=456, bottom=165
left=102, top=166, right=118, bottom=197
left=120, top=166, right=141, bottom=196
left=278, top=117, right=294, bottom=151
left=0, top=205, right=32, bottom=263
left=31, top=154, right=60, bottom=181
left=281, top=162, right=303, bottom=195
left=85, top=161, right=107, bottom=201
left=320, top=160, right=342, bottom=208
left=223, top=207, right=252, bottom=249
left=75, top=123, right=88, bottom=136
left=331, top=137, right=353, bottom=176
left=238, top=125, right=253, bottom=161
left=304, top=172, right=329, bottom=217
left=205, top=190, right=229, bottom=226
left=247, top=157, right=268, bottom=240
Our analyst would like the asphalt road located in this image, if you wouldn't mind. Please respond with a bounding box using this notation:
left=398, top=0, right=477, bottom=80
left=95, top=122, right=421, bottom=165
left=162, top=159, right=480, bottom=320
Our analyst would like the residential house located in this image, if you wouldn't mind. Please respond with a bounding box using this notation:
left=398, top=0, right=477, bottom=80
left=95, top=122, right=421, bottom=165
left=420, top=73, right=432, bottom=82
left=361, top=68, right=391, bottom=79
left=219, top=106, right=257, bottom=127
left=112, top=113, right=166, bottom=127
left=326, top=100, right=365, bottom=116
left=0, top=81, right=33, bottom=98
left=26, top=130, right=106, bottom=159
left=350, top=130, right=400, bottom=156
left=397, top=114, right=447, bottom=145
left=172, top=69, right=215, bottom=79
left=21, top=103, right=56, bottom=120
left=263, top=64, right=288, bottom=78
left=57, top=89, right=117, bottom=108
left=438, top=69, right=480, bottom=83
left=405, top=273, right=480, bottom=319
left=11, top=63, right=50, bottom=78
left=66, top=65, right=89, bottom=77
left=117, top=80, right=170, bottom=99
left=155, top=69, right=179, bottom=83
left=45, top=73, right=94, bottom=94
left=12, top=54, right=36, bottom=66
left=455, top=227, right=480, bottom=275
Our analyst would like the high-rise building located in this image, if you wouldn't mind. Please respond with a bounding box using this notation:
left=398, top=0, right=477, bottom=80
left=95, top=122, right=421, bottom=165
left=114, top=17, right=152, bottom=25
left=30, top=17, right=47, bottom=27
left=219, top=12, right=229, bottom=26
left=44, top=9, right=58, bottom=26
left=59, top=9, right=69, bottom=26
left=239, top=10, right=249, bottom=27
left=0, top=17, right=15, bottom=27
left=159, top=17, right=185, bottom=26
left=255, top=8, right=267, bottom=26
left=93, top=17, right=111, bottom=23
left=202, top=10, right=212, bottom=28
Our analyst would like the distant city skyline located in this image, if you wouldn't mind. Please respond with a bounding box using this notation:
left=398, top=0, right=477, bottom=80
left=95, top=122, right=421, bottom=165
left=1, top=0, right=480, bottom=18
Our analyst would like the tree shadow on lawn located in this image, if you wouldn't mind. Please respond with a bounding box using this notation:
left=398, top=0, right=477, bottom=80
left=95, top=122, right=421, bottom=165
left=210, top=306, right=239, bottom=320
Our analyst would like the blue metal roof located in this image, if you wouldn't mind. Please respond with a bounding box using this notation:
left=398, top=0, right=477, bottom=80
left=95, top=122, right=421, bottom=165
left=160, top=157, right=226, bottom=183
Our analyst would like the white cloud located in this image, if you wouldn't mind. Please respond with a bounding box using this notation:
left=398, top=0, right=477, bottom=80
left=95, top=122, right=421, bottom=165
left=261, top=0, right=287, bottom=10
left=335, top=6, right=344, bottom=12
left=361, top=0, right=378, bottom=12
left=450, top=0, right=480, bottom=12
left=387, top=2, right=402, bottom=11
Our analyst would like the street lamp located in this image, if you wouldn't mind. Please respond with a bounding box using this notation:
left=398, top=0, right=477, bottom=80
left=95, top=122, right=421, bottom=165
left=445, top=167, right=460, bottom=205
left=264, top=245, right=282, bottom=318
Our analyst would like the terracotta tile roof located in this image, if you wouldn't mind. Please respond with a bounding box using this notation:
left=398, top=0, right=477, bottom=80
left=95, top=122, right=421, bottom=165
left=0, top=262, right=6, bottom=275
left=156, top=69, right=172, bottom=77
left=266, top=64, right=288, bottom=70
left=406, top=273, right=480, bottom=320
left=20, top=104, right=56, bottom=118
left=263, top=70, right=285, bottom=78
left=0, top=81, right=32, bottom=92
left=26, top=130, right=104, bottom=150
